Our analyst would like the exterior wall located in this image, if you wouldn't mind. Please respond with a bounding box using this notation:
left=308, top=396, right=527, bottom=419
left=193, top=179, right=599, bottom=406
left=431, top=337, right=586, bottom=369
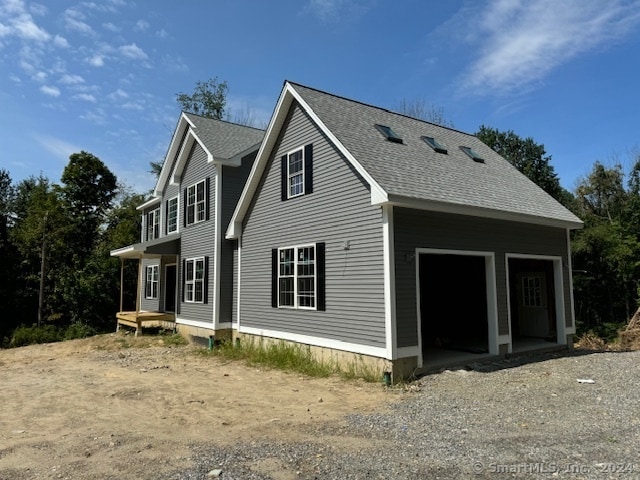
left=178, top=142, right=215, bottom=324
left=139, top=258, right=161, bottom=311
left=220, top=152, right=257, bottom=324
left=239, top=103, right=386, bottom=348
left=393, top=207, right=573, bottom=347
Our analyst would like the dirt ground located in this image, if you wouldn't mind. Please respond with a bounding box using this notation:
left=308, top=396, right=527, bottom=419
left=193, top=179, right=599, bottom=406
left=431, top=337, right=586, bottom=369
left=0, top=333, right=395, bottom=480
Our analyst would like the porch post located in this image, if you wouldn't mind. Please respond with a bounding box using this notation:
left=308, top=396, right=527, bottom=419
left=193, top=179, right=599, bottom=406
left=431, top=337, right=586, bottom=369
left=119, top=258, right=124, bottom=313
left=135, top=255, right=142, bottom=314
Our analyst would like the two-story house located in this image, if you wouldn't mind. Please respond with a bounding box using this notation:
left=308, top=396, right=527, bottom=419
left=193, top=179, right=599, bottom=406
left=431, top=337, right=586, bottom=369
left=111, top=112, right=264, bottom=340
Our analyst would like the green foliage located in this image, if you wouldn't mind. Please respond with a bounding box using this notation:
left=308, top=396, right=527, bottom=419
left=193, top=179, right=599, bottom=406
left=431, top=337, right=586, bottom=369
left=63, top=322, right=97, bottom=340
left=176, top=77, right=228, bottom=119
left=10, top=325, right=62, bottom=347
left=476, top=125, right=569, bottom=205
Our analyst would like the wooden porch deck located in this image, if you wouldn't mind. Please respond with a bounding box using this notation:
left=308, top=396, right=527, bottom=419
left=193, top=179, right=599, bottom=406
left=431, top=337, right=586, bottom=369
left=116, top=311, right=176, bottom=336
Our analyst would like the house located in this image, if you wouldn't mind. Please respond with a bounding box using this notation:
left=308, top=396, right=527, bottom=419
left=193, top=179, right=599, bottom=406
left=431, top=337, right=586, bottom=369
left=110, top=112, right=264, bottom=339
left=225, top=81, right=583, bottom=379
left=112, top=81, right=583, bottom=381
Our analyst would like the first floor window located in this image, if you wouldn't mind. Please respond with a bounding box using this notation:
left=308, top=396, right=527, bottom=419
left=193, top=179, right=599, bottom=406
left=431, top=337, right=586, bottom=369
left=145, top=265, right=159, bottom=299
left=274, top=244, right=324, bottom=310
left=184, top=257, right=206, bottom=303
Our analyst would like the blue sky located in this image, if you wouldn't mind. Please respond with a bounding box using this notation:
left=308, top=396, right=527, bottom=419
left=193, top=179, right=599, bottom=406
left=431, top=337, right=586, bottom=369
left=2, top=0, right=640, bottom=195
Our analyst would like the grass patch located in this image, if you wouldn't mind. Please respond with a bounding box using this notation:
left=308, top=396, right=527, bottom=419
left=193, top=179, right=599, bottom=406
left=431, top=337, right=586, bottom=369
left=198, top=337, right=384, bottom=382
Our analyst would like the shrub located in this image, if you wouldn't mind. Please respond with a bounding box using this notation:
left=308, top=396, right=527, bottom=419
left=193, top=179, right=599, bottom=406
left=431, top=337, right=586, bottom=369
left=10, top=325, right=62, bottom=347
left=63, top=322, right=97, bottom=340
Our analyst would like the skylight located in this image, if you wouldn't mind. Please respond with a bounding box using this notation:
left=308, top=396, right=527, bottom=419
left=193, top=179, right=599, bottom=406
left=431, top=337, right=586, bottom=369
left=422, top=136, right=447, bottom=154
left=460, top=146, right=484, bottom=163
left=375, top=124, right=403, bottom=144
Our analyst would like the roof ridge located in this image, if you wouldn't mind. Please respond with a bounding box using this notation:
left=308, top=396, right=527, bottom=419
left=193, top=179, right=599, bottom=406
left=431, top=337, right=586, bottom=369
left=284, top=80, right=475, bottom=138
left=183, top=111, right=265, bottom=132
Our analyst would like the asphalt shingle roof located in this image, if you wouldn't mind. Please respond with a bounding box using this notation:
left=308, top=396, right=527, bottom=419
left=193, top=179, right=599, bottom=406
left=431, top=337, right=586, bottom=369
left=183, top=112, right=264, bottom=160
left=290, top=82, right=582, bottom=227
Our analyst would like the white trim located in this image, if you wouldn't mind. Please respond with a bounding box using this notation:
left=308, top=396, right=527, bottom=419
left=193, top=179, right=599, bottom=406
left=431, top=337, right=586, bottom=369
left=415, top=248, right=499, bottom=367
left=286, top=146, right=305, bottom=199
left=167, top=196, right=179, bottom=234
left=276, top=243, right=318, bottom=310
left=144, top=264, right=159, bottom=299
left=154, top=113, right=191, bottom=196
left=382, top=205, right=397, bottom=359
left=184, top=256, right=205, bottom=303
left=236, top=237, right=242, bottom=330
left=213, top=165, right=222, bottom=327
left=136, top=196, right=161, bottom=211
left=505, top=253, right=567, bottom=347
left=239, top=325, right=388, bottom=358
left=566, top=228, right=577, bottom=337
left=176, top=317, right=214, bottom=328
left=185, top=179, right=207, bottom=226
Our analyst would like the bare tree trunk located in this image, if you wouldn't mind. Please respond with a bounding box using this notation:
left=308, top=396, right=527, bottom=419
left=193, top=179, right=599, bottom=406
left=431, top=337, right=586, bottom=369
left=38, top=213, right=48, bottom=327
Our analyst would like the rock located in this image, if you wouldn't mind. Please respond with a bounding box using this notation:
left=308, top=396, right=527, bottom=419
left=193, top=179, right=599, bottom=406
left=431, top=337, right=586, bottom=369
left=207, top=468, right=222, bottom=477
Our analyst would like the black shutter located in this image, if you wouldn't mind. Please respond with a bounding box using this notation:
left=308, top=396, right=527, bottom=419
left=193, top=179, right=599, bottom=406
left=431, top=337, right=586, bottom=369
left=203, top=256, right=209, bottom=304
left=182, top=188, right=187, bottom=227
left=271, top=249, right=278, bottom=308
left=304, top=143, right=313, bottom=195
left=181, top=259, right=186, bottom=303
left=280, top=155, right=288, bottom=201
left=316, top=242, right=325, bottom=311
left=205, top=177, right=211, bottom=221
left=164, top=200, right=168, bottom=235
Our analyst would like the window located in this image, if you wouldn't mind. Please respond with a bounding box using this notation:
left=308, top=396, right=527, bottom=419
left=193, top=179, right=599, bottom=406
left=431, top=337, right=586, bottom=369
left=145, top=265, right=158, bottom=299
left=145, top=208, right=160, bottom=241
left=272, top=243, right=325, bottom=310
left=422, top=136, right=448, bottom=154
left=460, top=146, right=485, bottom=163
left=281, top=144, right=313, bottom=201
left=185, top=179, right=208, bottom=226
left=166, top=197, right=178, bottom=234
left=522, top=276, right=543, bottom=307
left=184, top=257, right=207, bottom=303
left=375, top=124, right=403, bottom=143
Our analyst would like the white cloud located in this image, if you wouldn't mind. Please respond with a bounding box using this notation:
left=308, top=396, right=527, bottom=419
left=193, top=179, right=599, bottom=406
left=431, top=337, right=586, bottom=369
left=29, top=3, right=47, bottom=16
left=80, top=108, right=107, bottom=124
left=31, top=70, right=46, bottom=82
left=121, top=101, right=144, bottom=111
left=305, top=0, right=372, bottom=22
left=33, top=134, right=81, bottom=161
left=73, top=93, right=96, bottom=102
left=88, top=54, right=104, bottom=66
left=458, top=0, right=640, bottom=95
left=156, top=28, right=168, bottom=39
left=108, top=88, right=128, bottom=100
left=60, top=73, right=85, bottom=85
left=119, top=42, right=147, bottom=60
left=134, top=19, right=149, bottom=31
left=63, top=8, right=94, bottom=35
left=103, top=22, right=119, bottom=32
left=53, top=34, right=68, bottom=48
left=40, top=84, right=60, bottom=97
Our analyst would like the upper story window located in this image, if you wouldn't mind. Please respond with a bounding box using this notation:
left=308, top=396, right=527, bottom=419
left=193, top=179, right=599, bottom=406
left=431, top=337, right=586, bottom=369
left=184, top=178, right=209, bottom=226
left=145, top=208, right=160, bottom=241
left=375, top=124, right=403, bottom=144
left=281, top=144, right=313, bottom=201
left=422, top=136, right=448, bottom=154
left=166, top=196, right=178, bottom=234
left=460, top=146, right=485, bottom=163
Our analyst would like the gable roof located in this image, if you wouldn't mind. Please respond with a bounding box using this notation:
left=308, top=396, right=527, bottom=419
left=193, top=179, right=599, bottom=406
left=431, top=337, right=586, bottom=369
left=153, top=112, right=264, bottom=197
left=227, top=81, right=582, bottom=238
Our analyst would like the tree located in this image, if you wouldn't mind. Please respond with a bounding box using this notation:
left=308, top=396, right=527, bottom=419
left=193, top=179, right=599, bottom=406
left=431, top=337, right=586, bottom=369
left=476, top=126, right=570, bottom=205
left=395, top=97, right=455, bottom=128
left=0, top=169, right=19, bottom=339
left=176, top=77, right=228, bottom=119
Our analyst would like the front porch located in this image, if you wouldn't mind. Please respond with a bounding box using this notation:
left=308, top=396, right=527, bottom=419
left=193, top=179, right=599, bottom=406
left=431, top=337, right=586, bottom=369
left=116, top=311, right=176, bottom=336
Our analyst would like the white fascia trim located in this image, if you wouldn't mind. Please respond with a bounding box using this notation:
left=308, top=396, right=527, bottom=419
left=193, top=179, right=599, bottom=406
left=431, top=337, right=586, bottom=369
left=382, top=205, right=397, bottom=359
left=176, top=317, right=214, bottom=329
left=189, top=130, right=214, bottom=163
left=236, top=237, right=242, bottom=330
left=287, top=84, right=388, bottom=206
left=170, top=132, right=196, bottom=184
left=212, top=165, right=222, bottom=328
left=239, top=325, right=388, bottom=359
left=209, top=143, right=261, bottom=167
left=387, top=195, right=583, bottom=230
left=136, top=197, right=161, bottom=211
left=566, top=228, right=577, bottom=334
left=154, top=113, right=192, bottom=196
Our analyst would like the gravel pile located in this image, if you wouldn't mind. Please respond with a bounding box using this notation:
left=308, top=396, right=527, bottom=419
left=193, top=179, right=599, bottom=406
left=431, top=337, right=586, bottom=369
left=163, top=349, right=640, bottom=479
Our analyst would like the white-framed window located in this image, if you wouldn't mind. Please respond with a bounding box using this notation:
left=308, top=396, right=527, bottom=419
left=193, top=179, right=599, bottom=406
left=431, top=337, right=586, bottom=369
left=167, top=196, right=178, bottom=234
left=278, top=245, right=316, bottom=309
left=522, top=275, right=543, bottom=307
left=184, top=257, right=205, bottom=303
left=287, top=148, right=304, bottom=198
left=186, top=180, right=206, bottom=225
left=145, top=265, right=159, bottom=299
left=145, top=208, right=160, bottom=241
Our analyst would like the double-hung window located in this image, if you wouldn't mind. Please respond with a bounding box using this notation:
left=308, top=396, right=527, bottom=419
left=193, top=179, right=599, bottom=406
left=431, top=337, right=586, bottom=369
left=145, top=265, right=159, bottom=299
left=146, top=208, right=160, bottom=241
left=287, top=148, right=304, bottom=198
left=166, top=196, right=178, bottom=234
left=277, top=245, right=317, bottom=309
left=184, top=257, right=205, bottom=303
left=281, top=144, right=313, bottom=201
left=186, top=180, right=206, bottom=225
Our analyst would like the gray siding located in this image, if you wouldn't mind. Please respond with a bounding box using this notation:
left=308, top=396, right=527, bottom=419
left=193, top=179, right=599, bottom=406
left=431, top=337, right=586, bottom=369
left=140, top=258, right=161, bottom=311
left=220, top=152, right=257, bottom=323
left=178, top=143, right=215, bottom=324
left=393, top=208, right=572, bottom=346
left=240, top=103, right=386, bottom=348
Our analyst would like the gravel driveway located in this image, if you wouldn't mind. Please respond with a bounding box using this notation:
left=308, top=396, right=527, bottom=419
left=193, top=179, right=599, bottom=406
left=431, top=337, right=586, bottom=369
left=166, top=349, right=640, bottom=480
